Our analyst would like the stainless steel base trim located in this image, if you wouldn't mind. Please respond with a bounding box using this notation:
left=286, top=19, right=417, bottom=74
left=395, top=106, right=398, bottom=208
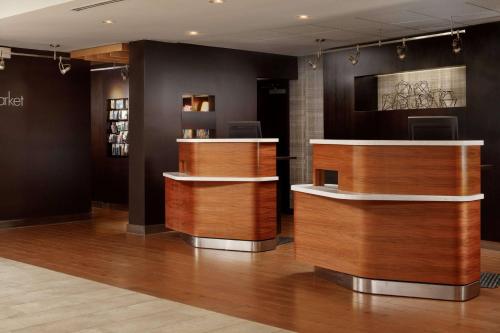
left=184, top=235, right=277, bottom=252
left=315, top=267, right=480, bottom=301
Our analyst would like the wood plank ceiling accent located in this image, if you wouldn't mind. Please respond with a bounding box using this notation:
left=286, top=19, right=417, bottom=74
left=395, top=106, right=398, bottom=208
left=70, top=43, right=129, bottom=64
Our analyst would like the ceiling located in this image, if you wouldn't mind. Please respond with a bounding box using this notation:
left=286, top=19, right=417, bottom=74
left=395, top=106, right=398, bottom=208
left=1, top=0, right=500, bottom=56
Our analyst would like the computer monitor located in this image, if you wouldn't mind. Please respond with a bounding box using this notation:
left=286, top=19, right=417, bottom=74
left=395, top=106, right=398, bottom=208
left=408, top=116, right=459, bottom=140
left=227, top=121, right=263, bottom=138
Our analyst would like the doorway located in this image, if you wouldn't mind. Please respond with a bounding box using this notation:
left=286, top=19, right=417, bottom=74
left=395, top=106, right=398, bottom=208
left=90, top=67, right=130, bottom=209
left=257, top=79, right=292, bottom=214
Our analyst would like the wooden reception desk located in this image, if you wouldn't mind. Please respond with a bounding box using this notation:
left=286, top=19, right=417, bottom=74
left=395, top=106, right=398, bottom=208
left=164, top=139, right=278, bottom=252
left=292, top=140, right=484, bottom=301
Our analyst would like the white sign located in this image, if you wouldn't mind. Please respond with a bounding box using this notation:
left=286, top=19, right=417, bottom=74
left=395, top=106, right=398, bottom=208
left=0, top=91, right=24, bottom=108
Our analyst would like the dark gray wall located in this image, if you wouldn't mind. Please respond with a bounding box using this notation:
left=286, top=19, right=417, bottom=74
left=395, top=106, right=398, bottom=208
left=0, top=49, right=91, bottom=224
left=91, top=69, right=129, bottom=205
left=129, top=41, right=297, bottom=228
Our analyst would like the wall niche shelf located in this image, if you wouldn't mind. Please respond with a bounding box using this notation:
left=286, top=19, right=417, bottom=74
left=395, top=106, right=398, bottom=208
left=181, top=94, right=216, bottom=139
left=107, top=98, right=129, bottom=158
left=355, top=66, right=466, bottom=112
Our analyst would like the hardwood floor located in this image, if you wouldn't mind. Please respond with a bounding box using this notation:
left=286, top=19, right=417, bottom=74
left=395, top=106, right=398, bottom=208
left=0, top=208, right=499, bottom=333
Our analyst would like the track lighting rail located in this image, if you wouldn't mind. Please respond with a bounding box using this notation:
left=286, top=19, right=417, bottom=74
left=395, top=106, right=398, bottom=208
left=322, top=29, right=466, bottom=55
left=90, top=65, right=128, bottom=72
left=9, top=52, right=70, bottom=60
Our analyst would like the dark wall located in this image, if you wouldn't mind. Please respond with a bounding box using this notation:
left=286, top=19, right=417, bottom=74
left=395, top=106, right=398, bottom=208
left=323, top=22, right=500, bottom=241
left=129, top=41, right=297, bottom=228
left=324, top=34, right=465, bottom=139
left=91, top=69, right=129, bottom=205
left=465, top=23, right=500, bottom=242
left=257, top=79, right=291, bottom=214
left=0, top=50, right=91, bottom=223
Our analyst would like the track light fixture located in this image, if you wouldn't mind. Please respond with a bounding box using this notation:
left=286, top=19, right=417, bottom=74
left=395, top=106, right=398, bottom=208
left=450, top=18, right=462, bottom=54
left=0, top=51, right=5, bottom=71
left=120, top=65, right=129, bottom=81
left=348, top=45, right=360, bottom=65
left=452, top=32, right=462, bottom=54
left=58, top=56, right=71, bottom=75
left=50, top=44, right=71, bottom=75
left=397, top=38, right=407, bottom=60
left=308, top=38, right=325, bottom=70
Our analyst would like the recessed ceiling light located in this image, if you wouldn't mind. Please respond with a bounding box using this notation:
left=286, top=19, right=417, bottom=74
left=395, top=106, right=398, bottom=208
left=209, top=0, right=225, bottom=3
left=102, top=19, right=114, bottom=24
left=298, top=14, right=310, bottom=20
left=187, top=31, right=200, bottom=36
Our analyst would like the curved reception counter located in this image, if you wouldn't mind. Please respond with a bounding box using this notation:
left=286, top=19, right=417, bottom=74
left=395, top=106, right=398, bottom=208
left=292, top=140, right=484, bottom=301
left=164, top=139, right=278, bottom=252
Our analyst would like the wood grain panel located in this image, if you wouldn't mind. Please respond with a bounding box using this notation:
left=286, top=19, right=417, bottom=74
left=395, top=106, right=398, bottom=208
left=166, top=178, right=276, bottom=240
left=178, top=143, right=276, bottom=177
left=71, top=43, right=129, bottom=64
left=313, top=144, right=481, bottom=195
left=294, top=192, right=481, bottom=285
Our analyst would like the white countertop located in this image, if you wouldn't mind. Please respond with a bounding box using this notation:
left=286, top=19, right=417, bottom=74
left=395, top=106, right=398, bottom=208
left=291, top=184, right=484, bottom=202
left=164, top=172, right=278, bottom=182
left=177, top=138, right=279, bottom=143
left=310, top=139, right=484, bottom=146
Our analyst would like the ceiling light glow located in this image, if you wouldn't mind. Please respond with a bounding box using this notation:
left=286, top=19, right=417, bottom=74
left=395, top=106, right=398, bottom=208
left=298, top=14, right=310, bottom=20
left=188, top=31, right=200, bottom=36
left=209, top=0, right=225, bottom=3
left=103, top=19, right=114, bottom=24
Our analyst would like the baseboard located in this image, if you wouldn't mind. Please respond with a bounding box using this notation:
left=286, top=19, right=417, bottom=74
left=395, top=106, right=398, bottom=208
left=0, top=212, right=92, bottom=229
left=92, top=201, right=128, bottom=211
left=481, top=240, right=500, bottom=251
left=127, top=223, right=166, bottom=235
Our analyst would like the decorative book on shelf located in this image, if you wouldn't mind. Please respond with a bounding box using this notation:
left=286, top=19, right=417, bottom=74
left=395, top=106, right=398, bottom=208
left=181, top=94, right=216, bottom=139
left=107, top=98, right=129, bottom=158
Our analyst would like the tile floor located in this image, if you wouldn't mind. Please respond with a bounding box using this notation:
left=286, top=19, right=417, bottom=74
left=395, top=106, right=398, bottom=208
left=0, top=258, right=291, bottom=333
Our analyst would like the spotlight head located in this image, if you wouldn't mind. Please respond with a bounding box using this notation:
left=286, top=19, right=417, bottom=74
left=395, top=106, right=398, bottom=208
left=58, top=56, right=71, bottom=75
left=348, top=55, right=358, bottom=65
left=60, top=64, right=71, bottom=75
left=452, top=33, right=462, bottom=54
left=308, top=60, right=317, bottom=70
left=348, top=45, right=360, bottom=65
left=120, top=65, right=129, bottom=81
left=397, top=40, right=407, bottom=60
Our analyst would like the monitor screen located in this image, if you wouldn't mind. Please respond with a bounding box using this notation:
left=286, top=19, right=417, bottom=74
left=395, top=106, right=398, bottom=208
left=408, top=116, right=459, bottom=140
left=227, top=121, right=262, bottom=138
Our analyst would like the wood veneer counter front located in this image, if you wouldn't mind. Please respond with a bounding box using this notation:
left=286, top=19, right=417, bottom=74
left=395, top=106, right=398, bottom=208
left=293, top=140, right=484, bottom=288
left=311, top=140, right=483, bottom=195
left=293, top=191, right=480, bottom=285
left=178, top=139, right=278, bottom=177
left=166, top=178, right=276, bottom=241
left=165, top=139, right=278, bottom=242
